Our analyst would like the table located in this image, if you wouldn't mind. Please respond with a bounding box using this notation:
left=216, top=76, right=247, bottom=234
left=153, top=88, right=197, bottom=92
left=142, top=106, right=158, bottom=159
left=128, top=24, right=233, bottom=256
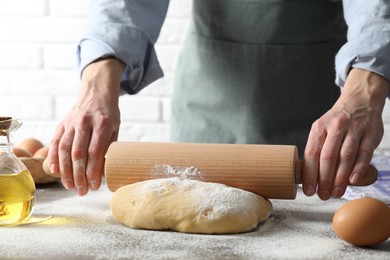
left=1, top=181, right=389, bottom=259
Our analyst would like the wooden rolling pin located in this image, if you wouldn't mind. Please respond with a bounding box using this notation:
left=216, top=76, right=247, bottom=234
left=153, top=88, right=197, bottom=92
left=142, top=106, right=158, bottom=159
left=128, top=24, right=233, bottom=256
left=103, top=142, right=377, bottom=199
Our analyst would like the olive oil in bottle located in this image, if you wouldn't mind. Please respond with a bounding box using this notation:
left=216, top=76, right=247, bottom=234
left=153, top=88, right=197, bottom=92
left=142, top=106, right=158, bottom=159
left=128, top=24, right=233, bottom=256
left=0, top=170, right=35, bottom=224
left=0, top=117, right=36, bottom=226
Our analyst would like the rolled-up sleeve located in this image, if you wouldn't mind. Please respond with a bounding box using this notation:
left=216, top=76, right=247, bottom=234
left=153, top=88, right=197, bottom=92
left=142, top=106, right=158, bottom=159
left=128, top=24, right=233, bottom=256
left=78, top=0, right=169, bottom=94
left=336, top=0, right=390, bottom=97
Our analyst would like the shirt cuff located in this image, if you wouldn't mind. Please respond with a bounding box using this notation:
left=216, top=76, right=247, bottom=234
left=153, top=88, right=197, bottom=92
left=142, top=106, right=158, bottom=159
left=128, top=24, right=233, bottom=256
left=77, top=23, right=164, bottom=94
left=335, top=31, right=390, bottom=98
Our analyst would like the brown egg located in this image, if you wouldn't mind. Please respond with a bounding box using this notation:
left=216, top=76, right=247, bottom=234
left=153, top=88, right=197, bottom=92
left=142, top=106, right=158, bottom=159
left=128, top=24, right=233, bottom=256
left=12, top=147, right=32, bottom=157
left=333, top=197, right=390, bottom=247
left=33, top=147, right=48, bottom=158
left=17, top=138, right=44, bottom=155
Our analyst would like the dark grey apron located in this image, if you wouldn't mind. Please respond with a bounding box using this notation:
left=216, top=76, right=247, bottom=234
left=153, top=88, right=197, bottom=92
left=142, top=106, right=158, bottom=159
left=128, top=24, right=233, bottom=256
left=171, top=0, right=347, bottom=158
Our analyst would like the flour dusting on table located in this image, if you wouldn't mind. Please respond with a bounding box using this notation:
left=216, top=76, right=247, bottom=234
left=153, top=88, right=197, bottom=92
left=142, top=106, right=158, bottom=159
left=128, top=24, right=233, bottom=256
left=0, top=181, right=389, bottom=259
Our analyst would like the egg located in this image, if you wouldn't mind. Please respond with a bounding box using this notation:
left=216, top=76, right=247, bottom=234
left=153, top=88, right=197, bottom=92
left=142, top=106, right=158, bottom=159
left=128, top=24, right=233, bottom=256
left=332, top=197, right=390, bottom=247
left=33, top=147, right=48, bottom=158
left=17, top=138, right=44, bottom=155
left=12, top=147, right=32, bottom=157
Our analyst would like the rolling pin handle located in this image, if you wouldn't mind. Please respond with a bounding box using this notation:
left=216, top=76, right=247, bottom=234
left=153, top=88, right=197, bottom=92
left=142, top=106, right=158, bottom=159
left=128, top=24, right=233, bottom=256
left=42, top=158, right=60, bottom=178
left=295, top=160, right=303, bottom=184
left=295, top=160, right=378, bottom=186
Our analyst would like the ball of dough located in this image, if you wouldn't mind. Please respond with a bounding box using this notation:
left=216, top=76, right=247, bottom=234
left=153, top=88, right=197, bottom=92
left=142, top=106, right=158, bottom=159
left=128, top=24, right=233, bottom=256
left=110, top=177, right=272, bottom=234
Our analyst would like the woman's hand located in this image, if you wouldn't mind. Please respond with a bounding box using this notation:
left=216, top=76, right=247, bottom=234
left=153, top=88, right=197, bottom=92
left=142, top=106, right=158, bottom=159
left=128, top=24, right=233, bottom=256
left=303, top=68, right=389, bottom=200
left=47, top=58, right=125, bottom=196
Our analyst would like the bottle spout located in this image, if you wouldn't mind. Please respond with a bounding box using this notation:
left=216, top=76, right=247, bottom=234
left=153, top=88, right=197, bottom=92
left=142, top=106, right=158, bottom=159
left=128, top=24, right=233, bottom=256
left=0, top=117, right=22, bottom=136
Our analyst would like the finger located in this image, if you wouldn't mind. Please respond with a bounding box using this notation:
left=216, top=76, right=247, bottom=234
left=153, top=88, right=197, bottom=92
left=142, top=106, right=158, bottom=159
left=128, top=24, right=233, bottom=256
left=349, top=135, right=375, bottom=185
left=85, top=128, right=118, bottom=191
left=72, top=125, right=92, bottom=196
left=303, top=121, right=326, bottom=196
left=318, top=132, right=344, bottom=201
left=331, top=135, right=359, bottom=198
left=47, top=124, right=65, bottom=177
left=58, top=129, right=75, bottom=190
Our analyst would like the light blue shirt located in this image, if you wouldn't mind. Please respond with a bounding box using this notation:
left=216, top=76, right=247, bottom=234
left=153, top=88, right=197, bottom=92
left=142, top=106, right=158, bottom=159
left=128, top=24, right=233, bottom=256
left=336, top=0, right=390, bottom=94
left=78, top=0, right=169, bottom=94
left=78, top=0, right=390, bottom=96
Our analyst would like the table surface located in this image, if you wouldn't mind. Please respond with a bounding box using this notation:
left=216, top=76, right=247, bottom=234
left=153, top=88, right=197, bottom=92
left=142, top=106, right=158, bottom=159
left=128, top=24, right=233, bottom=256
left=1, top=180, right=389, bottom=259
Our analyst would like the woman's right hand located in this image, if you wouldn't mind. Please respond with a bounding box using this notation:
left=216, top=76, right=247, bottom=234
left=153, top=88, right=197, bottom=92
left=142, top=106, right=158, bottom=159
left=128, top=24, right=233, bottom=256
left=47, top=57, right=126, bottom=196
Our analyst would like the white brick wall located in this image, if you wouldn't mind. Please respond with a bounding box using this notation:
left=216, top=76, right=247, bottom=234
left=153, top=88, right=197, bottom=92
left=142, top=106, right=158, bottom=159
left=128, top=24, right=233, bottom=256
left=0, top=0, right=47, bottom=16
left=0, top=0, right=389, bottom=155
left=0, top=0, right=191, bottom=145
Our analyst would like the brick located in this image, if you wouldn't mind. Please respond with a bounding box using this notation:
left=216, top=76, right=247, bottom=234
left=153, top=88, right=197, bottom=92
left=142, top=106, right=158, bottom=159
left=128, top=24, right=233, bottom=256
left=14, top=120, right=59, bottom=146
left=162, top=98, right=171, bottom=122
left=166, top=0, right=192, bottom=18
left=0, top=0, right=47, bottom=16
left=0, top=44, right=42, bottom=69
left=139, top=72, right=174, bottom=97
left=0, top=17, right=85, bottom=43
left=158, top=18, right=190, bottom=45
left=119, top=96, right=161, bottom=122
left=0, top=70, right=80, bottom=95
left=49, top=0, right=89, bottom=17
left=43, top=44, right=77, bottom=69
left=0, top=95, right=53, bottom=120
left=154, top=45, right=181, bottom=72
left=118, top=122, right=170, bottom=142
left=54, top=96, right=77, bottom=119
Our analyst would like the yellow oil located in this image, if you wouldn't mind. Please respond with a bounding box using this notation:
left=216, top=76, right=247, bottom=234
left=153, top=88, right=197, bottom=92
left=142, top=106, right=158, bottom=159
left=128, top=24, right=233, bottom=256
left=0, top=169, right=36, bottom=225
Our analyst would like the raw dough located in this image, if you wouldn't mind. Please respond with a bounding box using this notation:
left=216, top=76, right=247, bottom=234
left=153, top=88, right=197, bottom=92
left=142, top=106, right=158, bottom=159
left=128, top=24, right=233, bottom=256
left=110, top=177, right=272, bottom=234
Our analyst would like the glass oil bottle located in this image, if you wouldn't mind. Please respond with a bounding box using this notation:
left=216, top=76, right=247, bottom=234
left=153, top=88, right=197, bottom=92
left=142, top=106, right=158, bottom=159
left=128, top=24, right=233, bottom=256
left=0, top=117, right=36, bottom=225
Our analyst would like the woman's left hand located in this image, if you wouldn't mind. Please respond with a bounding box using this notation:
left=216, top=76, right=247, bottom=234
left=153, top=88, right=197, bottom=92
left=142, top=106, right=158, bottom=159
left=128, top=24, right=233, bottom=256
left=302, top=68, right=389, bottom=200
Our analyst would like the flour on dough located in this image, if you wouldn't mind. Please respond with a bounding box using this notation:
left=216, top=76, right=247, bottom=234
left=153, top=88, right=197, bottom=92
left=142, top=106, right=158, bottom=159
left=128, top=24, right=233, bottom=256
left=110, top=177, right=272, bottom=234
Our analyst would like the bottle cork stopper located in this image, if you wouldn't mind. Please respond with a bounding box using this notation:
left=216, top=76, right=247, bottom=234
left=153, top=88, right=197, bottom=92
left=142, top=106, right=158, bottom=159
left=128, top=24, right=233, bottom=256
left=0, top=117, right=12, bottom=136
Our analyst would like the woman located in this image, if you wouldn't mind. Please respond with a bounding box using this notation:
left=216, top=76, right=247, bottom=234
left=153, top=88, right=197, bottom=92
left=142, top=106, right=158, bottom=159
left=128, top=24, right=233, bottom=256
left=47, top=0, right=390, bottom=200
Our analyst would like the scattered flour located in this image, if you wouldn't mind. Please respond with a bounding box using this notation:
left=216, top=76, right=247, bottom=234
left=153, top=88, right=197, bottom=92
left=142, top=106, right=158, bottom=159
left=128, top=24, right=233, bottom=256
left=151, top=164, right=203, bottom=180
left=1, top=182, right=389, bottom=259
